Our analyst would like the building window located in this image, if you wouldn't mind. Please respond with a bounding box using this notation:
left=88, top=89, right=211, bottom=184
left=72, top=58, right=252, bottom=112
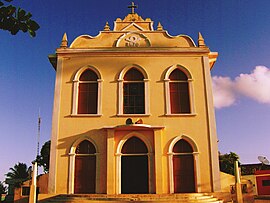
left=72, top=67, right=102, bottom=116
left=21, top=187, right=30, bottom=196
left=122, top=136, right=148, bottom=154
left=169, top=69, right=190, bottom=114
left=117, top=65, right=149, bottom=116
left=262, top=180, right=270, bottom=187
left=78, top=70, right=98, bottom=114
left=173, top=139, right=193, bottom=153
left=164, top=66, right=194, bottom=115
left=123, top=68, right=145, bottom=114
left=21, top=187, right=39, bottom=196
left=75, top=140, right=96, bottom=154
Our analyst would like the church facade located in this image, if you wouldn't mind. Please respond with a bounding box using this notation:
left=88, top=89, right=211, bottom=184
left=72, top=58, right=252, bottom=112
left=48, top=7, right=220, bottom=195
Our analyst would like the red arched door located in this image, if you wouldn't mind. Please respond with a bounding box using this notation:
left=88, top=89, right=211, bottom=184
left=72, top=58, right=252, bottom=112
left=121, top=136, right=149, bottom=194
left=74, top=140, right=96, bottom=194
left=173, top=139, right=195, bottom=193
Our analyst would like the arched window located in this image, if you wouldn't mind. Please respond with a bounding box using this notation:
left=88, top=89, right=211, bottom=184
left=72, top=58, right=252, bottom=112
left=123, top=68, right=145, bottom=114
left=164, top=66, right=193, bottom=115
left=169, top=69, right=190, bottom=114
left=76, top=140, right=96, bottom=154
left=72, top=67, right=102, bottom=116
left=173, top=139, right=193, bottom=153
left=117, top=65, right=149, bottom=116
left=122, top=136, right=148, bottom=154
left=78, top=69, right=98, bottom=114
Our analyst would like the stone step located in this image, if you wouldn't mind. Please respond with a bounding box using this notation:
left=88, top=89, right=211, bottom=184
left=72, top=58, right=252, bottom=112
left=39, top=193, right=223, bottom=203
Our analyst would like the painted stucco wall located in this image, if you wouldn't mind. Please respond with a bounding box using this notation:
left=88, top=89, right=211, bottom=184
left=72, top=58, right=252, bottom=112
left=48, top=12, right=220, bottom=195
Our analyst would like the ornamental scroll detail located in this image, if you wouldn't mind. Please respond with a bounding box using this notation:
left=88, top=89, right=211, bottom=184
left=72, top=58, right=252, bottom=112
left=125, top=35, right=141, bottom=47
left=116, top=33, right=151, bottom=48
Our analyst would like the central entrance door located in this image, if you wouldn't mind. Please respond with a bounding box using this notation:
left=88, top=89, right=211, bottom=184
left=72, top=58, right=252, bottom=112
left=74, top=140, right=96, bottom=194
left=121, top=136, right=149, bottom=194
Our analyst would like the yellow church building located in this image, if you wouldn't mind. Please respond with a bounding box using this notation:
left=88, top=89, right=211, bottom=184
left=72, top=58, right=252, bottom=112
left=48, top=4, right=220, bottom=196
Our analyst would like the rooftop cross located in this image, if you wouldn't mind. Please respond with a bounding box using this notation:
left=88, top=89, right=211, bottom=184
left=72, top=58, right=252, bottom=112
left=128, top=2, right=138, bottom=14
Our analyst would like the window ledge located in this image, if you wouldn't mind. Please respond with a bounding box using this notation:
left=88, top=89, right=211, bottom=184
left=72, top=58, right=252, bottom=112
left=70, top=114, right=102, bottom=117
left=117, top=114, right=151, bottom=117
left=165, top=113, right=197, bottom=117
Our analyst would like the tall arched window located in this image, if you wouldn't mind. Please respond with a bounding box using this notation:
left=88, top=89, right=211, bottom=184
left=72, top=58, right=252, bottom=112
left=169, top=69, right=190, bottom=114
left=77, top=69, right=98, bottom=114
left=72, top=67, right=102, bottom=116
left=123, top=68, right=145, bottom=114
left=164, top=66, right=193, bottom=115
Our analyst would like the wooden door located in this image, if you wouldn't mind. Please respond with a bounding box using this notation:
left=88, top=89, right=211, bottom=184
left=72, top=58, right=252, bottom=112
left=173, top=154, right=195, bottom=193
left=121, top=137, right=149, bottom=194
left=74, top=156, right=96, bottom=194
left=121, top=155, right=149, bottom=194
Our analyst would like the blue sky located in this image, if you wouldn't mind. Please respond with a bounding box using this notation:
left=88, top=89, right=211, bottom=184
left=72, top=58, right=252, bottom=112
left=1, top=0, right=270, bottom=181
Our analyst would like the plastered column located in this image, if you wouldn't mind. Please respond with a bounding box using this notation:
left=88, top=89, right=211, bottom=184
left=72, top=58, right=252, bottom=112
left=106, top=129, right=115, bottom=194
left=68, top=153, right=75, bottom=194
left=168, top=153, right=174, bottom=194
left=154, top=129, right=163, bottom=194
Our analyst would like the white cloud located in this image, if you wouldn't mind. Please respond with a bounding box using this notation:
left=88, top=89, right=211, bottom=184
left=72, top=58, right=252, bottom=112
left=235, top=66, right=270, bottom=104
left=212, top=76, right=236, bottom=109
left=212, top=66, right=270, bottom=109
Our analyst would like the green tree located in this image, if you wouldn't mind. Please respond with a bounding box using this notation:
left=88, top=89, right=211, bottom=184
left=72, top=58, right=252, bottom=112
left=219, top=152, right=240, bottom=175
left=37, top=140, right=51, bottom=173
left=0, top=0, right=39, bottom=37
left=0, top=181, right=7, bottom=201
left=5, top=162, right=31, bottom=187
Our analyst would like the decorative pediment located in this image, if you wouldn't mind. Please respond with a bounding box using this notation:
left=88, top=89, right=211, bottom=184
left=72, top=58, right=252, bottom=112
left=116, top=32, right=151, bottom=47
left=114, top=13, right=154, bottom=31
left=122, top=13, right=144, bottom=22
left=121, top=22, right=145, bottom=31
left=66, top=9, right=200, bottom=49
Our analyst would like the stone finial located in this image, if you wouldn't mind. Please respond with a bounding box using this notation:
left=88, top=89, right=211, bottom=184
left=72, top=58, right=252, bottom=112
left=198, top=32, right=206, bottom=47
left=60, top=33, right=68, bottom=48
left=104, top=22, right=110, bottom=31
left=157, top=22, right=163, bottom=31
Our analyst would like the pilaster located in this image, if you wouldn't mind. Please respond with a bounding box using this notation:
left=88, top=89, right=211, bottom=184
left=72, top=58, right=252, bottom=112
left=68, top=153, right=75, bottom=194
left=202, top=56, right=221, bottom=192
left=48, top=56, right=64, bottom=194
left=106, top=129, right=116, bottom=194
left=154, top=129, right=164, bottom=194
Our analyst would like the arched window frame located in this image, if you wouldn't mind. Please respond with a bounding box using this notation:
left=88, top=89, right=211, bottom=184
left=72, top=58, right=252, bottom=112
left=117, top=64, right=150, bottom=116
left=72, top=66, right=102, bottom=116
left=164, top=65, right=195, bottom=116
left=68, top=137, right=100, bottom=194
left=167, top=135, right=200, bottom=193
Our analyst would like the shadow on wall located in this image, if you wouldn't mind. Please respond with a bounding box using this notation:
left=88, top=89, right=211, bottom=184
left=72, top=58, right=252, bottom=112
left=57, top=129, right=107, bottom=156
